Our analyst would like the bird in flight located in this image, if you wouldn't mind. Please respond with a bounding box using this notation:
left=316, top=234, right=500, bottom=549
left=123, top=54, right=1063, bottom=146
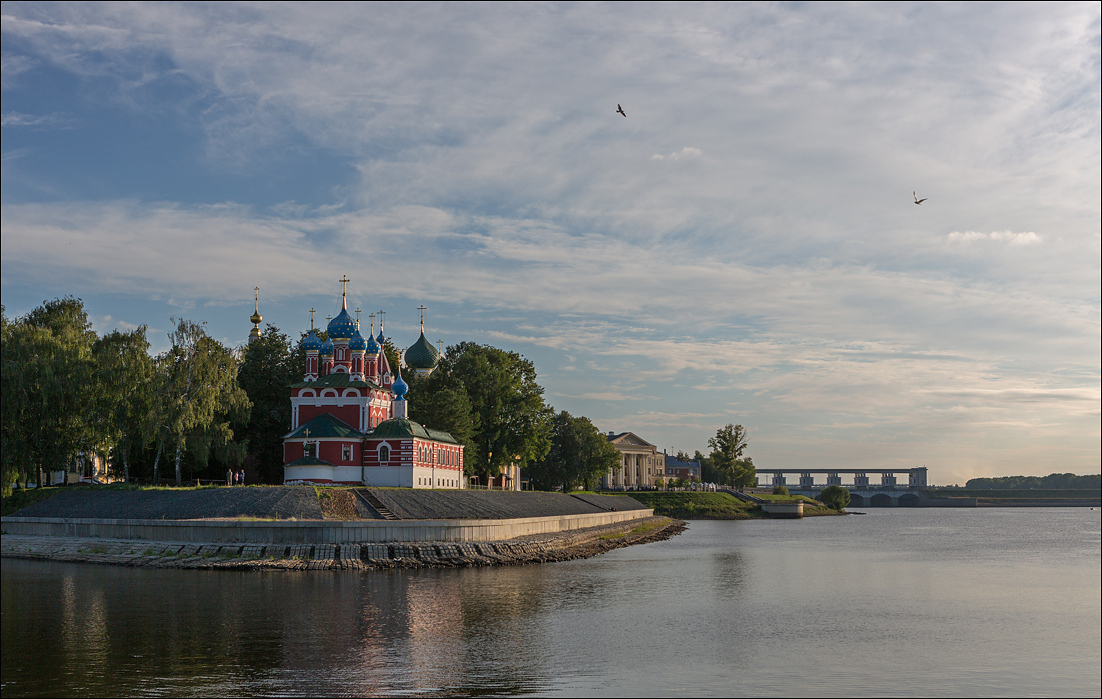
left=616, top=104, right=627, bottom=117
left=913, top=191, right=928, bottom=205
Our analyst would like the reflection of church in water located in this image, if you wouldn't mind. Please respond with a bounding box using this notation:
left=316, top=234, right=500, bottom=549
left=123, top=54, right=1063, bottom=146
left=260, top=278, right=465, bottom=488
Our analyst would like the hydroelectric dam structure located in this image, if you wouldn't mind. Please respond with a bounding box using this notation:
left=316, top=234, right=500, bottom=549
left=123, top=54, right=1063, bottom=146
left=754, top=467, right=951, bottom=507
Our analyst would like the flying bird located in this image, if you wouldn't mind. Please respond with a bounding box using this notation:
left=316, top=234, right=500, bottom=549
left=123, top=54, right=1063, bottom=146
left=913, top=191, right=928, bottom=205
left=616, top=104, right=627, bottom=117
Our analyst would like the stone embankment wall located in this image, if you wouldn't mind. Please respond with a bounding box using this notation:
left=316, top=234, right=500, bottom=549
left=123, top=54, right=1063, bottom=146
left=1, top=517, right=684, bottom=570
left=1, top=507, right=653, bottom=543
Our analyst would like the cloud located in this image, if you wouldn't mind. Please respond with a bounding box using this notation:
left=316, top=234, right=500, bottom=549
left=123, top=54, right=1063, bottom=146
left=1, top=111, right=75, bottom=128
left=946, top=230, right=1042, bottom=245
left=651, top=147, right=702, bottom=161
left=1, top=3, right=1098, bottom=480
left=0, top=52, right=37, bottom=89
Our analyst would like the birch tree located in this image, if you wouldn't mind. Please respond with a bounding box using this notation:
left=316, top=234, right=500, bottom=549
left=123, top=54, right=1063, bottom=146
left=155, top=319, right=250, bottom=485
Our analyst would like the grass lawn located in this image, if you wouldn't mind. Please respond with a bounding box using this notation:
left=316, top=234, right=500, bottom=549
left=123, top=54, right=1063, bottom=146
left=611, top=491, right=757, bottom=519
left=2, top=486, right=65, bottom=516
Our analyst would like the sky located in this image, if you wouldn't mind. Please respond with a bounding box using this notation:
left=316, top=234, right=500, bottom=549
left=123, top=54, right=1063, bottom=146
left=2, top=2, right=1099, bottom=485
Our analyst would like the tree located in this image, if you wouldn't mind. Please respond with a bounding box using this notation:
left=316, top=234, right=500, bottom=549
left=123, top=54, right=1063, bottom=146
left=154, top=319, right=251, bottom=485
left=732, top=456, right=757, bottom=490
left=819, top=484, right=850, bottom=510
left=773, top=485, right=789, bottom=495
left=91, top=327, right=156, bottom=482
left=708, top=424, right=751, bottom=488
left=696, top=449, right=718, bottom=483
left=407, top=372, right=476, bottom=456
left=528, top=411, right=621, bottom=492
left=237, top=325, right=297, bottom=483
left=425, top=342, right=551, bottom=481
left=0, top=298, right=98, bottom=490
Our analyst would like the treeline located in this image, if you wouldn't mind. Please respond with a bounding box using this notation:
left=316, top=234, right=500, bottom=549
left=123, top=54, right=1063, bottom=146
left=2, top=299, right=250, bottom=494
left=673, top=423, right=757, bottom=488
left=965, top=473, right=1101, bottom=490
left=1, top=298, right=624, bottom=494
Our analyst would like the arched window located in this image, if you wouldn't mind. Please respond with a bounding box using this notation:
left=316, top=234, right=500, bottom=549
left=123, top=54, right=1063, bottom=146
left=379, top=444, right=390, bottom=462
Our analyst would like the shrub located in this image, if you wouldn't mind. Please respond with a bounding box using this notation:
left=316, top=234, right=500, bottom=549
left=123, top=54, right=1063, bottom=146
left=819, top=485, right=851, bottom=510
left=772, top=485, right=789, bottom=496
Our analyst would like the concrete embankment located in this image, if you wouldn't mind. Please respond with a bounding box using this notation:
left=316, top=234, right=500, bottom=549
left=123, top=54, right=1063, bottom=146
left=6, top=486, right=648, bottom=522
left=1, top=516, right=684, bottom=570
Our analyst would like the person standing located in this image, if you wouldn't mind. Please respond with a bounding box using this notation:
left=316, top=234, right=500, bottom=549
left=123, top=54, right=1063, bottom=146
left=227, top=467, right=234, bottom=486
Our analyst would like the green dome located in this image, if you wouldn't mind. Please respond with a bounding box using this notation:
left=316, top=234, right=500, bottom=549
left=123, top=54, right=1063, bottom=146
left=405, top=331, right=440, bottom=370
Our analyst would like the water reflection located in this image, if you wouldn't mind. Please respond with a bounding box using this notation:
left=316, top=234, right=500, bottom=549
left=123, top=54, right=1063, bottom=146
left=3, top=509, right=1100, bottom=697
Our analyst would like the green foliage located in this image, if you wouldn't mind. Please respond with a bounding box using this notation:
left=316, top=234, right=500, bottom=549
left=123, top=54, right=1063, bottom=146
left=237, top=325, right=297, bottom=483
left=773, top=485, right=789, bottom=495
left=623, top=491, right=754, bottom=519
left=818, top=484, right=851, bottom=510
left=91, top=326, right=156, bottom=481
left=424, top=342, right=551, bottom=480
left=965, top=473, right=1101, bottom=490
left=1, top=486, right=64, bottom=516
left=154, top=319, right=251, bottom=485
left=528, top=411, right=621, bottom=492
left=1, top=298, right=98, bottom=491
left=708, top=424, right=755, bottom=488
left=406, top=372, right=476, bottom=456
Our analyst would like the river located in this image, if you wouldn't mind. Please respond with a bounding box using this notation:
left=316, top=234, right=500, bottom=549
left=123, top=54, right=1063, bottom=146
left=2, top=508, right=1099, bottom=697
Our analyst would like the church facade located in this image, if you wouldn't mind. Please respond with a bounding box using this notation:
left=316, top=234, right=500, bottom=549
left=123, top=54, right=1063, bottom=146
left=279, top=281, right=462, bottom=488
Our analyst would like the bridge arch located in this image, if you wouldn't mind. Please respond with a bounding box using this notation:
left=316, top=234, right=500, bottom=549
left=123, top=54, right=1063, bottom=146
left=870, top=493, right=894, bottom=507
left=848, top=493, right=866, bottom=507
left=897, top=493, right=920, bottom=507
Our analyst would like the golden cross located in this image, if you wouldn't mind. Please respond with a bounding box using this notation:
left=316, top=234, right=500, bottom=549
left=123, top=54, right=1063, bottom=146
left=309, top=308, right=315, bottom=330
left=339, top=275, right=350, bottom=295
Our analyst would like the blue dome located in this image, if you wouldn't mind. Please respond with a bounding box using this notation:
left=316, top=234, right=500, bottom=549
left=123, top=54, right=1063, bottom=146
left=327, top=308, right=357, bottom=340
left=301, top=330, right=322, bottom=352
left=348, top=330, right=367, bottom=352
left=376, top=328, right=385, bottom=344
left=320, top=337, right=335, bottom=355
left=391, top=373, right=408, bottom=399
left=365, top=334, right=380, bottom=356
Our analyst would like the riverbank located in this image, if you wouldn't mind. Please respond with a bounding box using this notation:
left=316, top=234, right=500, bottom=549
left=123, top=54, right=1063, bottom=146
left=0, top=516, right=684, bottom=570
left=3, top=485, right=650, bottom=521
left=619, top=491, right=843, bottom=519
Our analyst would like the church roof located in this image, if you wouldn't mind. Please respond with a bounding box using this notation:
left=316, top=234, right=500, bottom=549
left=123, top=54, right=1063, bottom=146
left=405, top=331, right=441, bottom=369
left=348, top=329, right=367, bottom=351
left=284, top=455, right=335, bottom=467
left=283, top=413, right=367, bottom=440
left=300, top=330, right=322, bottom=351
left=289, top=373, right=382, bottom=390
left=369, top=418, right=459, bottom=444
left=327, top=307, right=357, bottom=340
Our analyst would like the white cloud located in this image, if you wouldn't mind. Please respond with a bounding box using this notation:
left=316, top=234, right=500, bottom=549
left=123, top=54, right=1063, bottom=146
left=1, top=3, right=1098, bottom=479
left=651, top=147, right=702, bottom=161
left=947, top=230, right=1042, bottom=245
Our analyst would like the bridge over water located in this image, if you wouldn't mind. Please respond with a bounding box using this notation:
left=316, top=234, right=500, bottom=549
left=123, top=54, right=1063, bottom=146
left=754, top=467, right=943, bottom=507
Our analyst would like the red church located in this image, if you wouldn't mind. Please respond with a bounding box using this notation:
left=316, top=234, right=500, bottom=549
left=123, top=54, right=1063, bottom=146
left=280, top=280, right=464, bottom=488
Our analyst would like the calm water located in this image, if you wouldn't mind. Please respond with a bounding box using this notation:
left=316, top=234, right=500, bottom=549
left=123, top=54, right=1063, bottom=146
left=2, top=508, right=1099, bottom=697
